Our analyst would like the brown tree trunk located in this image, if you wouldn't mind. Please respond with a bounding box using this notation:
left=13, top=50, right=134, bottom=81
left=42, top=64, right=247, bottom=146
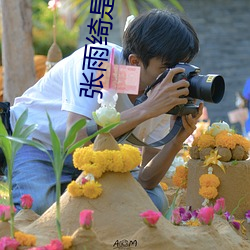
left=1, top=0, right=35, bottom=104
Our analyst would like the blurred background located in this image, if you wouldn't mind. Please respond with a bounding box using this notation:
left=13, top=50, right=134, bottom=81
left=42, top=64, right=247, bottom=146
left=1, top=0, right=250, bottom=134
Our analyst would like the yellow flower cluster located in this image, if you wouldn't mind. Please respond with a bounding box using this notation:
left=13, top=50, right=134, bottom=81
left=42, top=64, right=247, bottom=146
left=67, top=180, right=102, bottom=199
left=73, top=144, right=142, bottom=178
left=172, top=166, right=188, bottom=189
left=14, top=231, right=36, bottom=247
left=199, top=174, right=220, bottom=200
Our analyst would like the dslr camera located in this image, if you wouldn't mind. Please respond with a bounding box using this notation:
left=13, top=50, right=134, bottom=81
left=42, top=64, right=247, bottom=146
left=135, top=63, right=225, bottom=116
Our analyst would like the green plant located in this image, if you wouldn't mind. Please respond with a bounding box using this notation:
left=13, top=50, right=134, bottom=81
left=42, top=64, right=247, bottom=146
left=7, top=113, right=120, bottom=240
left=0, top=109, right=38, bottom=238
left=32, top=1, right=79, bottom=57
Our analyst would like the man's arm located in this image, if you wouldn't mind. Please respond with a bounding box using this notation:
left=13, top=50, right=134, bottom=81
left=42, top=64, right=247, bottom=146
left=138, top=103, right=203, bottom=189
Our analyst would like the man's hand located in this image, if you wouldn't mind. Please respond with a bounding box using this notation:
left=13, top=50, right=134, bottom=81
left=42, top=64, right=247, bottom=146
left=141, top=67, right=190, bottom=119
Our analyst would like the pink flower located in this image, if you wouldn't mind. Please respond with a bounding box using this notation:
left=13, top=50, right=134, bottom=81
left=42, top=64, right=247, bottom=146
left=0, top=205, right=16, bottom=221
left=0, top=236, right=19, bottom=249
left=213, top=197, right=225, bottom=215
left=47, top=239, right=64, bottom=250
left=171, top=208, right=182, bottom=225
left=139, top=210, right=162, bottom=227
left=48, top=0, right=61, bottom=11
left=79, top=210, right=94, bottom=229
left=20, top=194, right=33, bottom=209
left=197, top=207, right=214, bottom=225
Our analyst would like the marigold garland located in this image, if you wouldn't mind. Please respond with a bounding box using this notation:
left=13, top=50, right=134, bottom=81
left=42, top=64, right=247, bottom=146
left=73, top=144, right=142, bottom=177
left=199, top=174, right=220, bottom=188
left=14, top=231, right=36, bottom=247
left=197, top=134, right=215, bottom=149
left=199, top=186, right=218, bottom=200
left=172, top=166, right=188, bottom=189
left=69, top=140, right=142, bottom=199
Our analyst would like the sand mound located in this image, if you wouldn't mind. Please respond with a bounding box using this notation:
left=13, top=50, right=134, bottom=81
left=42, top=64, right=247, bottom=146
left=11, top=171, right=250, bottom=250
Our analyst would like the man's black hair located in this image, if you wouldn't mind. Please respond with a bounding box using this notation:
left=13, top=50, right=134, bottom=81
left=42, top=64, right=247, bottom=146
left=122, top=9, right=199, bottom=68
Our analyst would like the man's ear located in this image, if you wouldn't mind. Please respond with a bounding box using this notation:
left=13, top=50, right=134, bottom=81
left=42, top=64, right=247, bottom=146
left=128, top=54, right=141, bottom=66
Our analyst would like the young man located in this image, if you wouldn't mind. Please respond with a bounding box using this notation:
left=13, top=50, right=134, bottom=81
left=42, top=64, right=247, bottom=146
left=8, top=9, right=202, bottom=215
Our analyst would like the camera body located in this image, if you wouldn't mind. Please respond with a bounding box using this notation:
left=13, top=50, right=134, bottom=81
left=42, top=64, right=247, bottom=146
left=135, top=63, right=225, bottom=116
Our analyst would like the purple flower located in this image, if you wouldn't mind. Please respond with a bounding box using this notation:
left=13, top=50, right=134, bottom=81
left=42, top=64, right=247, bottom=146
left=231, top=220, right=241, bottom=230
left=245, top=210, right=250, bottom=223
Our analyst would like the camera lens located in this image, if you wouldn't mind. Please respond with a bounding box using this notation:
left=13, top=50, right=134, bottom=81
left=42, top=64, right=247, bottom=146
left=189, top=74, right=225, bottom=103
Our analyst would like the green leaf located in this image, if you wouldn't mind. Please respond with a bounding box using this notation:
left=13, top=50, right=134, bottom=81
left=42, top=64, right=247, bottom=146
left=47, top=114, right=62, bottom=174
left=12, top=109, right=28, bottom=137
left=6, top=136, right=52, bottom=161
left=11, top=124, right=38, bottom=154
left=0, top=119, right=12, bottom=163
left=63, top=118, right=86, bottom=151
left=165, top=188, right=180, bottom=220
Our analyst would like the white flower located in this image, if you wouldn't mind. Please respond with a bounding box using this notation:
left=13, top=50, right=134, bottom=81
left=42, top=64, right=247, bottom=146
left=206, top=121, right=232, bottom=136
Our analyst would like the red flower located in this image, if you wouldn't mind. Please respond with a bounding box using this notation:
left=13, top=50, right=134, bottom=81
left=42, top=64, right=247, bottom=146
left=20, top=194, right=33, bottom=209
left=139, top=210, right=162, bottom=227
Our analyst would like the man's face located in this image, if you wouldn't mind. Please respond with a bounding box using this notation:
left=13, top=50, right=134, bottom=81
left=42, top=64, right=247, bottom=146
left=139, top=57, right=167, bottom=92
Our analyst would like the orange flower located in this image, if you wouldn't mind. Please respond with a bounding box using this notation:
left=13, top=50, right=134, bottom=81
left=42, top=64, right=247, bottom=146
left=215, top=131, right=237, bottom=149
left=172, top=166, right=188, bottom=189
left=197, top=134, right=215, bottom=149
left=199, top=174, right=220, bottom=188
left=199, top=186, right=218, bottom=199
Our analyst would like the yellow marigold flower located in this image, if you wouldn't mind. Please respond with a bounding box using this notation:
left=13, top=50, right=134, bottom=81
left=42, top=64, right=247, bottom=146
left=62, top=235, right=73, bottom=249
left=197, top=134, right=215, bottom=149
left=14, top=231, right=36, bottom=247
left=199, top=186, right=218, bottom=199
left=172, top=166, right=188, bottom=189
left=119, top=144, right=142, bottom=172
left=82, top=163, right=105, bottom=178
left=73, top=144, right=142, bottom=177
left=73, top=146, right=94, bottom=169
left=82, top=180, right=102, bottom=199
left=199, top=174, right=220, bottom=188
left=160, top=182, right=168, bottom=191
left=215, top=131, right=237, bottom=149
left=67, top=181, right=84, bottom=197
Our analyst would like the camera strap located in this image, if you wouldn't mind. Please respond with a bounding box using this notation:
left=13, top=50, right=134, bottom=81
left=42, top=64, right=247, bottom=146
left=116, top=116, right=183, bottom=147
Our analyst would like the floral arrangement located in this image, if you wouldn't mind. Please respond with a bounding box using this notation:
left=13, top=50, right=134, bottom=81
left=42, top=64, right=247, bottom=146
left=67, top=90, right=142, bottom=199
left=199, top=166, right=220, bottom=206
left=190, top=121, right=250, bottom=161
